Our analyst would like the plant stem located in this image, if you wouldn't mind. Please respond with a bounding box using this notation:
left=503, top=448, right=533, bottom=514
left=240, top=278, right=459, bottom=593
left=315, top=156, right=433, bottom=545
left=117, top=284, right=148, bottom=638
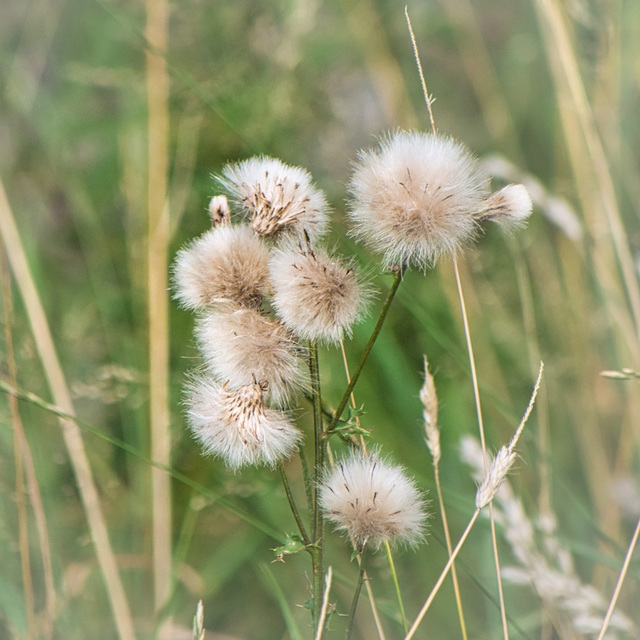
left=309, top=341, right=326, bottom=631
left=405, top=509, right=480, bottom=640
left=328, top=268, right=403, bottom=434
left=385, top=540, right=407, bottom=634
left=345, top=552, right=367, bottom=640
left=278, top=463, right=310, bottom=547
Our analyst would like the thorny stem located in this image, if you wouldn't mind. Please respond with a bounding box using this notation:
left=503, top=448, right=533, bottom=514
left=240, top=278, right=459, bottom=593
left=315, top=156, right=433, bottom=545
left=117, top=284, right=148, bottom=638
left=327, top=268, right=403, bottom=435
left=278, top=463, right=310, bottom=547
left=385, top=540, right=408, bottom=634
left=345, top=551, right=367, bottom=640
left=309, top=340, right=326, bottom=631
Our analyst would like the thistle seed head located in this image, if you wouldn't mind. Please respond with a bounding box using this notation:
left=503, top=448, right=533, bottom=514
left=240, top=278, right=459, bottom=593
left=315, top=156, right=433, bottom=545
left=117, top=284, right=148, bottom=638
left=269, top=240, right=371, bottom=344
left=172, top=225, right=271, bottom=311
left=319, top=450, right=427, bottom=550
left=218, top=156, right=330, bottom=242
left=186, top=377, right=302, bottom=469
left=196, top=307, right=307, bottom=407
left=477, top=184, right=533, bottom=229
left=348, top=130, right=489, bottom=269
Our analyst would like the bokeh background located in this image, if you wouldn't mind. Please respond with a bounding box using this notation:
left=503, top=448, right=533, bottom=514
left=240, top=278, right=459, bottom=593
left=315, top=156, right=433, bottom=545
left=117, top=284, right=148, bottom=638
left=1, top=0, right=640, bottom=638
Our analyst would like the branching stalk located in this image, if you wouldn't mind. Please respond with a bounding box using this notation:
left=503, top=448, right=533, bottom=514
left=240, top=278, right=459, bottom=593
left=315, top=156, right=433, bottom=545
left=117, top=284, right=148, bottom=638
left=328, top=268, right=403, bottom=434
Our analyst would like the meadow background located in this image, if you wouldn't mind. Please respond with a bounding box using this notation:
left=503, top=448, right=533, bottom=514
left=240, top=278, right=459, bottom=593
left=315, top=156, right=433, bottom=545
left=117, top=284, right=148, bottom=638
left=1, top=0, right=640, bottom=638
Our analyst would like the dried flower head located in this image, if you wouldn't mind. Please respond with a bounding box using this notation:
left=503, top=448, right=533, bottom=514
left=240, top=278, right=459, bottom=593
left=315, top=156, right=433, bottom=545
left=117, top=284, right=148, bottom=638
left=208, top=195, right=231, bottom=226
left=218, top=156, right=330, bottom=241
left=196, top=307, right=306, bottom=406
left=348, top=130, right=490, bottom=268
left=269, top=241, right=371, bottom=344
left=320, top=450, right=427, bottom=550
left=477, top=184, right=533, bottom=229
left=172, top=225, right=270, bottom=310
left=186, top=377, right=301, bottom=469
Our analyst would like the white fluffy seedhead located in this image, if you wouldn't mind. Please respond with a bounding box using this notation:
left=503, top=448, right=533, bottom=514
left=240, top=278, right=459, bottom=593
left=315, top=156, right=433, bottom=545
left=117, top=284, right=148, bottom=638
left=218, top=156, right=330, bottom=242
left=320, top=450, right=427, bottom=550
left=477, top=184, right=533, bottom=230
left=269, top=241, right=371, bottom=344
left=196, top=307, right=307, bottom=407
left=186, top=378, right=301, bottom=469
left=348, top=130, right=489, bottom=269
left=173, top=225, right=270, bottom=310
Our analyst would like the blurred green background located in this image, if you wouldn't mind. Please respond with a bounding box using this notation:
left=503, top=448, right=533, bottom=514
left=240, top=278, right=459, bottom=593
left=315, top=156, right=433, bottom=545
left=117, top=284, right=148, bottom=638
left=1, top=0, right=640, bottom=638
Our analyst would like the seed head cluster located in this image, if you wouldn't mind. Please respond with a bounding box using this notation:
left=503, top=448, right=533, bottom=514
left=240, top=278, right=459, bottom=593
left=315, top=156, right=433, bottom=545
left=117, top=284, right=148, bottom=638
left=173, top=155, right=372, bottom=468
left=173, top=224, right=270, bottom=310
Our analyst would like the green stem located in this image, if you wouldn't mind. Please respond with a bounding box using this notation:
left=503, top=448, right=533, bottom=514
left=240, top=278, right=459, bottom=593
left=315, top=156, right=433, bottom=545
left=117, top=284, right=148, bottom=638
left=278, top=463, right=310, bottom=547
left=385, top=540, right=407, bottom=633
left=327, top=268, right=403, bottom=435
left=345, top=552, right=367, bottom=640
left=308, top=341, right=325, bottom=631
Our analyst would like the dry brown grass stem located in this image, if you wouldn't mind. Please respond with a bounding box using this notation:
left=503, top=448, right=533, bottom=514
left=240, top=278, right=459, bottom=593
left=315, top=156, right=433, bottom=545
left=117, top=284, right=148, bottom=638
left=422, top=357, right=467, bottom=640
left=0, top=182, right=136, bottom=639
left=145, top=0, right=172, bottom=634
left=535, top=0, right=640, bottom=357
left=453, top=257, right=509, bottom=640
left=341, top=0, right=418, bottom=128
left=436, top=0, right=519, bottom=152
left=2, top=237, right=36, bottom=639
left=405, top=508, right=481, bottom=640
left=596, top=514, right=640, bottom=640
left=313, top=566, right=333, bottom=640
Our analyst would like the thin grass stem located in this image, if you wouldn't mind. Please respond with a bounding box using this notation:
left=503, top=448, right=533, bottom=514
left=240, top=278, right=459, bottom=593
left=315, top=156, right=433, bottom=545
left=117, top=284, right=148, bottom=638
left=1, top=240, right=36, bottom=640
left=384, top=540, right=407, bottom=634
left=314, top=566, right=333, bottom=640
left=453, top=257, right=509, bottom=639
left=405, top=509, right=481, bottom=640
left=0, top=180, right=137, bottom=640
left=433, top=464, right=468, bottom=640
left=309, top=340, right=326, bottom=631
left=596, top=514, right=640, bottom=640
left=144, top=0, right=172, bottom=634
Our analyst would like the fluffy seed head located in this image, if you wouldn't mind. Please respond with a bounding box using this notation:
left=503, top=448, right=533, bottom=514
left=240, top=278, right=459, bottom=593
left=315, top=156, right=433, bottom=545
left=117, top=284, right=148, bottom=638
left=269, top=241, right=371, bottom=344
left=186, top=378, right=301, bottom=469
left=208, top=195, right=231, bottom=226
left=320, top=450, right=427, bottom=550
left=218, top=156, right=330, bottom=241
left=348, top=130, right=489, bottom=268
left=172, top=225, right=270, bottom=310
left=196, top=307, right=306, bottom=406
left=477, top=184, right=533, bottom=229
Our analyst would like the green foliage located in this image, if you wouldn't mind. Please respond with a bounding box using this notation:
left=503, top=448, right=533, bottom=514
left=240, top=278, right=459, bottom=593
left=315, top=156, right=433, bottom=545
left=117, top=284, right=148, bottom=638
left=1, top=0, right=640, bottom=638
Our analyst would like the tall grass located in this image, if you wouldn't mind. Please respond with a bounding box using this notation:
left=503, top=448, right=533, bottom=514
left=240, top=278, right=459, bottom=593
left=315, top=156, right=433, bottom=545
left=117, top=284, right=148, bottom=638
left=1, top=0, right=639, bottom=638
